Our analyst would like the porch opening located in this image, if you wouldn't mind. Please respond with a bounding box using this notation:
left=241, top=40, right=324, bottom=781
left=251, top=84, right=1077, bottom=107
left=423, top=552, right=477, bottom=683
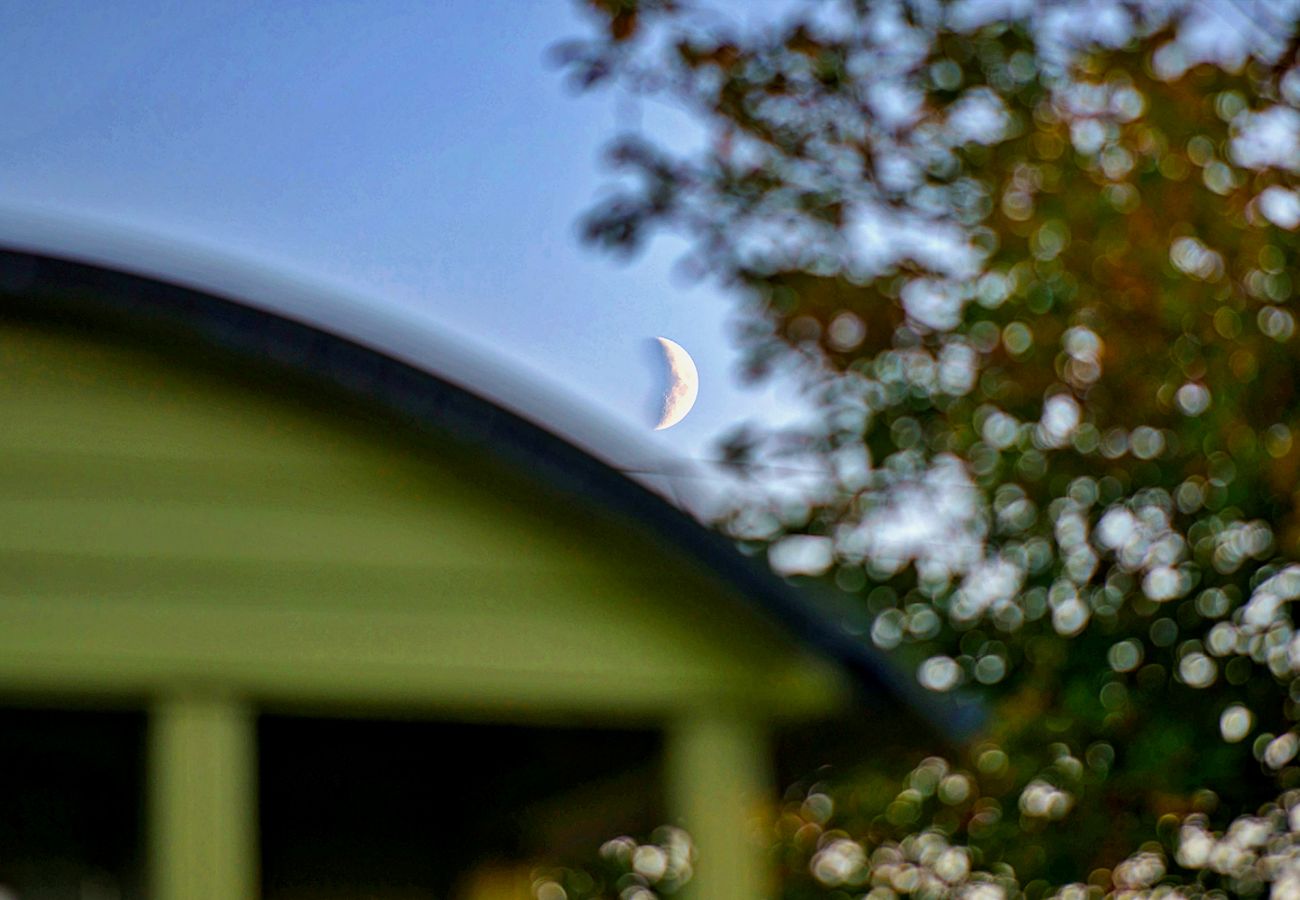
left=259, top=714, right=664, bottom=899
left=0, top=706, right=146, bottom=900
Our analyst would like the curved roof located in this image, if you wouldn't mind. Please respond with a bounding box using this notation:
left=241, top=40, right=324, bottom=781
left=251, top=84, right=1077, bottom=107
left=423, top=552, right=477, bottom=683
left=0, top=209, right=980, bottom=740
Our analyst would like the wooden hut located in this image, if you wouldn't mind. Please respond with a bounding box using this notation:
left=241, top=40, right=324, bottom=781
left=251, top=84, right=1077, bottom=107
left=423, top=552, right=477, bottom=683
left=0, top=217, right=966, bottom=900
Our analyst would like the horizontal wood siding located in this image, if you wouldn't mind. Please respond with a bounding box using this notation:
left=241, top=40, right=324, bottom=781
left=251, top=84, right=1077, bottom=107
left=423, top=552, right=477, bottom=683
left=0, top=318, right=847, bottom=720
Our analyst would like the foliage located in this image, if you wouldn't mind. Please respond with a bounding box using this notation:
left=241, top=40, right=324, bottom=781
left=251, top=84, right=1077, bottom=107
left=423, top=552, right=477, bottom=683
left=531, top=827, right=695, bottom=900
left=558, top=1, right=1300, bottom=898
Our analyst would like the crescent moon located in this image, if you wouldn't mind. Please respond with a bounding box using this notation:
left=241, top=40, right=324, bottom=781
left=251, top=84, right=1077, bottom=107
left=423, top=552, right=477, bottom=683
left=654, top=337, right=700, bottom=430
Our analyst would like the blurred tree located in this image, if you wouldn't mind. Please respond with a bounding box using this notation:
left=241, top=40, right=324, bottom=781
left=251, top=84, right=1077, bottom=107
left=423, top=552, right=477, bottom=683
left=556, top=1, right=1300, bottom=897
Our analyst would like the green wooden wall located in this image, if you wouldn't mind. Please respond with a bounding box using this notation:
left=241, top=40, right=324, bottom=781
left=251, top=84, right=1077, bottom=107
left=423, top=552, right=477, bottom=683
left=0, top=315, right=848, bottom=721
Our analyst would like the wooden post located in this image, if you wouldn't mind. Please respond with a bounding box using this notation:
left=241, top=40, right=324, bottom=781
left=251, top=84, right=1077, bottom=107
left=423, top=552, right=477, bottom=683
left=665, top=712, right=771, bottom=900
left=149, top=694, right=258, bottom=900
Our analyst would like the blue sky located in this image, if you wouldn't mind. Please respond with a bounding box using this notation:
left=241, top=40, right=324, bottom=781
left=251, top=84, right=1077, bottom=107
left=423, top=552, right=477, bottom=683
left=0, top=0, right=806, bottom=469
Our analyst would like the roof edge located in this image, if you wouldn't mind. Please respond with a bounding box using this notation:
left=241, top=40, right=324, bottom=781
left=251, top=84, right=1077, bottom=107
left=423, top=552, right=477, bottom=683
left=0, top=220, right=984, bottom=743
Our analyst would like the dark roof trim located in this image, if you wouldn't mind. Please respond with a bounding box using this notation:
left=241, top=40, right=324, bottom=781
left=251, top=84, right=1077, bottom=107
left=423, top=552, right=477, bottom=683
left=0, top=241, right=982, bottom=741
